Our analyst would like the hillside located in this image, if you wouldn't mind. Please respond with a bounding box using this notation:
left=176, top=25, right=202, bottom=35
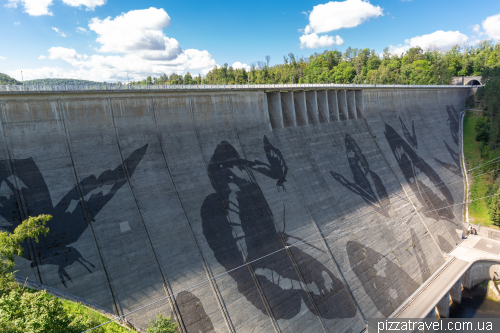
left=464, top=66, right=500, bottom=228
left=0, top=74, right=109, bottom=86
left=0, top=73, right=22, bottom=85
left=24, top=78, right=109, bottom=85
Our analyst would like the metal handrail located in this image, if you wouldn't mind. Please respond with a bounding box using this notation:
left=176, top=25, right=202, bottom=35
left=0, top=83, right=476, bottom=93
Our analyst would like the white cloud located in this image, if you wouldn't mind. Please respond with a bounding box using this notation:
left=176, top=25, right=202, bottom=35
left=76, top=27, right=88, bottom=34
left=408, top=30, right=468, bottom=50
left=387, top=44, right=410, bottom=56
left=4, top=1, right=16, bottom=8
left=388, top=30, right=469, bottom=55
left=62, top=0, right=106, bottom=11
left=38, top=55, right=46, bottom=59
left=5, top=0, right=53, bottom=16
left=0, top=56, right=6, bottom=60
left=304, top=0, right=383, bottom=34
left=4, top=0, right=105, bottom=15
left=89, top=7, right=181, bottom=60
left=52, top=27, right=67, bottom=37
left=483, top=14, right=500, bottom=40
left=7, top=66, right=129, bottom=82
left=11, top=47, right=217, bottom=81
left=232, top=62, right=251, bottom=71
left=14, top=22, right=21, bottom=26
left=299, top=33, right=344, bottom=49
left=25, top=8, right=218, bottom=82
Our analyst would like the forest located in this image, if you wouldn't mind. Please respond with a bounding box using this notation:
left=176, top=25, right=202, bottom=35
left=0, top=76, right=109, bottom=86
left=132, top=40, right=500, bottom=86
left=464, top=65, right=500, bottom=227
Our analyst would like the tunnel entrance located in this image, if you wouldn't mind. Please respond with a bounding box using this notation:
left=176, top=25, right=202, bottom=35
left=466, top=80, right=481, bottom=86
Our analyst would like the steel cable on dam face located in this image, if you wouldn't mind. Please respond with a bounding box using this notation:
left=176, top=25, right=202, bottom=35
left=467, top=156, right=500, bottom=172
left=81, top=158, right=498, bottom=332
left=82, top=190, right=500, bottom=333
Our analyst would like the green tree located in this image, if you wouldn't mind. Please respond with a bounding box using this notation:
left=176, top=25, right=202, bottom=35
left=0, top=215, right=51, bottom=295
left=490, top=188, right=500, bottom=226
left=183, top=72, right=193, bottom=85
left=146, top=314, right=177, bottom=333
left=0, top=289, right=74, bottom=333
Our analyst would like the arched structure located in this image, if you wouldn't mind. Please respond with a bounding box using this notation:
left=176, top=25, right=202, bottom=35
left=452, top=76, right=482, bottom=85
left=465, top=79, right=481, bottom=86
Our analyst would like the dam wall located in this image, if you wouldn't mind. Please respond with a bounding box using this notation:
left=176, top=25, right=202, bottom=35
left=0, top=86, right=469, bottom=332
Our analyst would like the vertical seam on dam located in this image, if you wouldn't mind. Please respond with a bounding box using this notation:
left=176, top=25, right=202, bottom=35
left=222, top=96, right=283, bottom=332
left=0, top=101, right=43, bottom=284
left=403, top=102, right=458, bottom=245
left=188, top=94, right=237, bottom=333
left=150, top=95, right=228, bottom=333
left=108, top=97, right=182, bottom=328
left=229, top=93, right=310, bottom=333
left=229, top=93, right=329, bottom=332
left=350, top=119, right=423, bottom=299
left=57, top=98, right=122, bottom=316
left=361, top=115, right=445, bottom=257
left=282, top=125, right=370, bottom=322
left=146, top=96, right=187, bottom=333
left=414, top=104, right=465, bottom=243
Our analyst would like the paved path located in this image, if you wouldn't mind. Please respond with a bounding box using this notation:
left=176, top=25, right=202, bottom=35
left=392, top=235, right=500, bottom=318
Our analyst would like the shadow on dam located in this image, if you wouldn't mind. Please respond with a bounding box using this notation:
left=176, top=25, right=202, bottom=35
left=0, top=87, right=469, bottom=332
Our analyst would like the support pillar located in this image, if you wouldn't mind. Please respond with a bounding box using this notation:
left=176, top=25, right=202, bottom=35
left=316, top=91, right=329, bottom=123
left=305, top=91, right=319, bottom=124
left=346, top=90, right=357, bottom=119
left=280, top=92, right=296, bottom=127
left=293, top=91, right=307, bottom=126
left=450, top=277, right=462, bottom=304
left=266, top=92, right=283, bottom=129
left=355, top=90, right=364, bottom=118
left=436, top=292, right=450, bottom=318
left=337, top=90, right=348, bottom=120
left=327, top=90, right=339, bottom=121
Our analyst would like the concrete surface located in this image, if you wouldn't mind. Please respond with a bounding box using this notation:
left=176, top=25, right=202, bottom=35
left=0, top=86, right=470, bottom=332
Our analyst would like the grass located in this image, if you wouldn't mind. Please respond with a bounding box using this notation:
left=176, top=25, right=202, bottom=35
left=463, top=111, right=500, bottom=228
left=60, top=297, right=134, bottom=333
left=463, top=112, right=483, bottom=168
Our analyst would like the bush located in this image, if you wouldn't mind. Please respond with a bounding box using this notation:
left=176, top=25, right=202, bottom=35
left=1, top=215, right=51, bottom=296
left=0, top=289, right=75, bottom=333
left=146, top=314, right=177, bottom=333
left=490, top=188, right=500, bottom=227
left=0, top=288, right=134, bottom=333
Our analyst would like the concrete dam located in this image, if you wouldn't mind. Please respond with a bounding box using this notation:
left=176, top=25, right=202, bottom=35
left=0, top=85, right=469, bottom=332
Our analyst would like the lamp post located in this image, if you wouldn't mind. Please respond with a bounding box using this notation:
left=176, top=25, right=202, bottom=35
left=127, top=73, right=129, bottom=85
left=21, top=71, right=24, bottom=85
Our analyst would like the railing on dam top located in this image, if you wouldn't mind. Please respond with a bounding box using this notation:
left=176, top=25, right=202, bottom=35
left=0, top=83, right=476, bottom=93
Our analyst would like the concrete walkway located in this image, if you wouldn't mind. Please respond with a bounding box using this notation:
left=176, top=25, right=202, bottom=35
left=392, top=235, right=500, bottom=318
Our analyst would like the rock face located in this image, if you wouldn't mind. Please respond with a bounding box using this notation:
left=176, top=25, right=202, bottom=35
left=0, top=87, right=468, bottom=332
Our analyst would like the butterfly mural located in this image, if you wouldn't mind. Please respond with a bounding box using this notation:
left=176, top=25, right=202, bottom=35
left=330, top=133, right=391, bottom=217
left=384, top=120, right=461, bottom=252
left=201, top=136, right=356, bottom=320
left=0, top=144, right=148, bottom=286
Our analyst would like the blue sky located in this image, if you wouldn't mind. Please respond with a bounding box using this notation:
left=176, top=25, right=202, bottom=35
left=1, top=0, right=499, bottom=82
